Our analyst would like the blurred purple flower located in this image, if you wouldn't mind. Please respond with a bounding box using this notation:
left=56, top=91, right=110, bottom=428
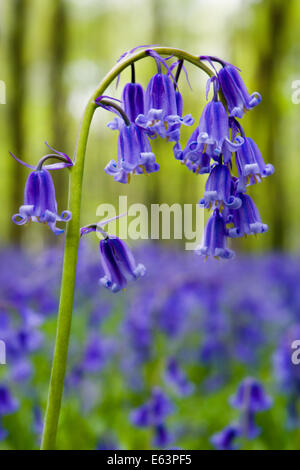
left=130, top=388, right=174, bottom=428
left=164, top=358, right=194, bottom=396
left=82, top=335, right=116, bottom=373
left=0, top=385, right=19, bottom=415
left=211, top=424, right=241, bottom=450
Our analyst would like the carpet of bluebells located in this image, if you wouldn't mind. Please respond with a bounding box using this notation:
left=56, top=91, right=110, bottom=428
left=1, top=243, right=300, bottom=450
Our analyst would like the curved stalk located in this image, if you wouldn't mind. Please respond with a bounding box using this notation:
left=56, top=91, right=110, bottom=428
left=40, top=47, right=214, bottom=450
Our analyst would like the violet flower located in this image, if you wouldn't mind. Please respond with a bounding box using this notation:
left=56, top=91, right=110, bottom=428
left=233, top=125, right=274, bottom=191
left=81, top=335, right=116, bottom=373
left=0, top=385, right=19, bottom=415
left=164, top=357, right=194, bottom=397
left=199, top=163, right=241, bottom=210
left=210, top=424, right=241, bottom=450
left=122, top=82, right=145, bottom=123
left=130, top=387, right=174, bottom=427
left=194, top=77, right=244, bottom=163
left=173, top=127, right=211, bottom=174
left=230, top=377, right=272, bottom=439
left=226, top=193, right=268, bottom=238
left=80, top=225, right=146, bottom=293
left=11, top=143, right=72, bottom=235
left=218, top=64, right=261, bottom=118
left=105, top=120, right=159, bottom=183
left=136, top=61, right=193, bottom=141
left=196, top=209, right=234, bottom=260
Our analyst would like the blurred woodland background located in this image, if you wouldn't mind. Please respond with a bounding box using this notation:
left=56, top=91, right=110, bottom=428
left=0, top=0, right=299, bottom=253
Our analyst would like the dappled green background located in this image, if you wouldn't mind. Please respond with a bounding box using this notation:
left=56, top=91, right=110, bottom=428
left=0, top=0, right=299, bottom=253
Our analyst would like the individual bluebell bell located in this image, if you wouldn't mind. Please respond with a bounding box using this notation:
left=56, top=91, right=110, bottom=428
left=122, top=82, right=145, bottom=123
left=105, top=120, right=159, bottom=184
left=80, top=226, right=146, bottom=293
left=226, top=193, right=268, bottom=238
left=195, top=97, right=243, bottom=163
left=236, top=137, right=274, bottom=192
left=99, top=236, right=146, bottom=293
left=11, top=145, right=72, bottom=235
left=218, top=64, right=261, bottom=118
left=136, top=73, right=194, bottom=142
left=230, top=377, right=273, bottom=413
left=0, top=385, right=19, bottom=415
left=173, top=128, right=211, bottom=174
left=199, top=164, right=241, bottom=210
left=196, top=209, right=234, bottom=259
left=164, top=357, right=194, bottom=397
left=210, top=424, right=241, bottom=450
left=130, top=388, right=174, bottom=427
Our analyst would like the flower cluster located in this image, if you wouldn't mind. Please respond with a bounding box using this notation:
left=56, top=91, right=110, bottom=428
left=10, top=48, right=273, bottom=295
left=93, top=49, right=273, bottom=284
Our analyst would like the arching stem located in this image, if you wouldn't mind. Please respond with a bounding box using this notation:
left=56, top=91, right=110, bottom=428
left=40, top=47, right=214, bottom=450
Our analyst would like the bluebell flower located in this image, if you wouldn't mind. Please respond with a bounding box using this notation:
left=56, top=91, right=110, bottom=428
left=11, top=145, right=72, bottom=235
left=81, top=226, right=146, bottom=293
left=164, top=357, right=194, bottom=397
left=210, top=424, right=241, bottom=450
left=230, top=377, right=272, bottom=439
left=192, top=77, right=244, bottom=162
left=0, top=385, right=19, bottom=415
left=230, top=377, right=272, bottom=413
left=122, top=82, right=145, bottom=123
left=130, top=388, right=174, bottom=427
left=226, top=193, right=268, bottom=238
left=199, top=164, right=241, bottom=210
left=218, top=64, right=261, bottom=118
left=105, top=120, right=159, bottom=184
left=236, top=137, right=274, bottom=192
left=196, top=209, right=234, bottom=259
left=173, top=128, right=211, bottom=174
left=136, top=72, right=194, bottom=142
left=195, top=99, right=244, bottom=163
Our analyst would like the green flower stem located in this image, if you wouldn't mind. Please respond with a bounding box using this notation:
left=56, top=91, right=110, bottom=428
left=40, top=47, right=214, bottom=450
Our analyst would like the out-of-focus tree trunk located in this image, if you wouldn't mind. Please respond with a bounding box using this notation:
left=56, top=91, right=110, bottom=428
left=49, top=0, right=68, bottom=218
left=7, top=0, right=28, bottom=244
left=255, top=0, right=293, bottom=250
